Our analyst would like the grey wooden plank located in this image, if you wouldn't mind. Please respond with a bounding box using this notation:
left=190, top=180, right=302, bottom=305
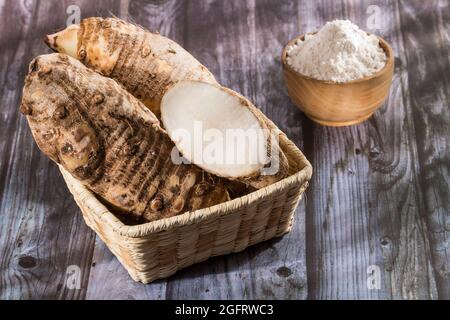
left=246, top=0, right=309, bottom=300
left=0, top=0, right=122, bottom=300
left=86, top=237, right=167, bottom=299
left=397, top=0, right=450, bottom=299
left=363, top=0, right=439, bottom=300
left=299, top=0, right=438, bottom=299
left=0, top=0, right=92, bottom=299
left=364, top=0, right=437, bottom=299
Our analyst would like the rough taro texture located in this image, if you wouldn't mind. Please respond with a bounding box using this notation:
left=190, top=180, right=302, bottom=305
left=46, top=17, right=289, bottom=189
left=20, top=53, right=229, bottom=222
left=65, top=17, right=217, bottom=117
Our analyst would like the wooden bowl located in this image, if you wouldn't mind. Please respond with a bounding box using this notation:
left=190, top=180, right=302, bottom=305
left=282, top=34, right=394, bottom=126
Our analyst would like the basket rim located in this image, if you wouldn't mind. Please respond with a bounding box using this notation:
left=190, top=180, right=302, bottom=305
left=59, top=132, right=312, bottom=238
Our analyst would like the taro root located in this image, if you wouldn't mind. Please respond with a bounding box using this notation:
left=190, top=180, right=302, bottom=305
left=161, top=81, right=289, bottom=189
left=45, top=18, right=289, bottom=189
left=45, top=17, right=217, bottom=117
left=21, top=53, right=229, bottom=222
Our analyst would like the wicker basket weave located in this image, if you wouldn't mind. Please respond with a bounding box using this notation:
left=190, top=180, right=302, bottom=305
left=59, top=128, right=312, bottom=284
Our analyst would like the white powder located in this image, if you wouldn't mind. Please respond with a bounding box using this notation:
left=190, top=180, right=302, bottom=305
left=286, top=20, right=387, bottom=83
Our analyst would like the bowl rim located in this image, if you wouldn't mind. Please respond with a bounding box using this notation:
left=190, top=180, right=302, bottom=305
left=281, top=32, right=394, bottom=85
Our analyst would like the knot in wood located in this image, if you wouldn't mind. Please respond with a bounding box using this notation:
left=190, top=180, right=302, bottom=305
left=380, top=236, right=391, bottom=246
left=18, top=255, right=37, bottom=269
left=276, top=266, right=293, bottom=278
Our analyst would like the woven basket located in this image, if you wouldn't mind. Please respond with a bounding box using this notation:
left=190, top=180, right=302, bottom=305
left=59, top=127, right=312, bottom=284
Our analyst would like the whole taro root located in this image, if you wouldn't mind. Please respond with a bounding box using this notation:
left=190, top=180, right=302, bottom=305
left=45, top=17, right=217, bottom=118
left=20, top=53, right=229, bottom=222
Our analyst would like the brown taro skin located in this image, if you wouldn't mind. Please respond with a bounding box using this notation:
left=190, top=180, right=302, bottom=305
left=20, top=53, right=229, bottom=222
left=46, top=17, right=217, bottom=118
left=45, top=18, right=290, bottom=189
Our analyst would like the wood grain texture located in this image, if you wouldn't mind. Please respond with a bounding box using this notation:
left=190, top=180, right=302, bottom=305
left=397, top=0, right=450, bottom=299
left=86, top=238, right=167, bottom=299
left=0, top=0, right=448, bottom=299
left=299, top=0, right=439, bottom=299
left=0, top=0, right=124, bottom=299
left=364, top=0, right=437, bottom=299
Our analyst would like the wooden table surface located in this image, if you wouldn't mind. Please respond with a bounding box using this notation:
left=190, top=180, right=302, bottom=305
left=0, top=0, right=448, bottom=300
